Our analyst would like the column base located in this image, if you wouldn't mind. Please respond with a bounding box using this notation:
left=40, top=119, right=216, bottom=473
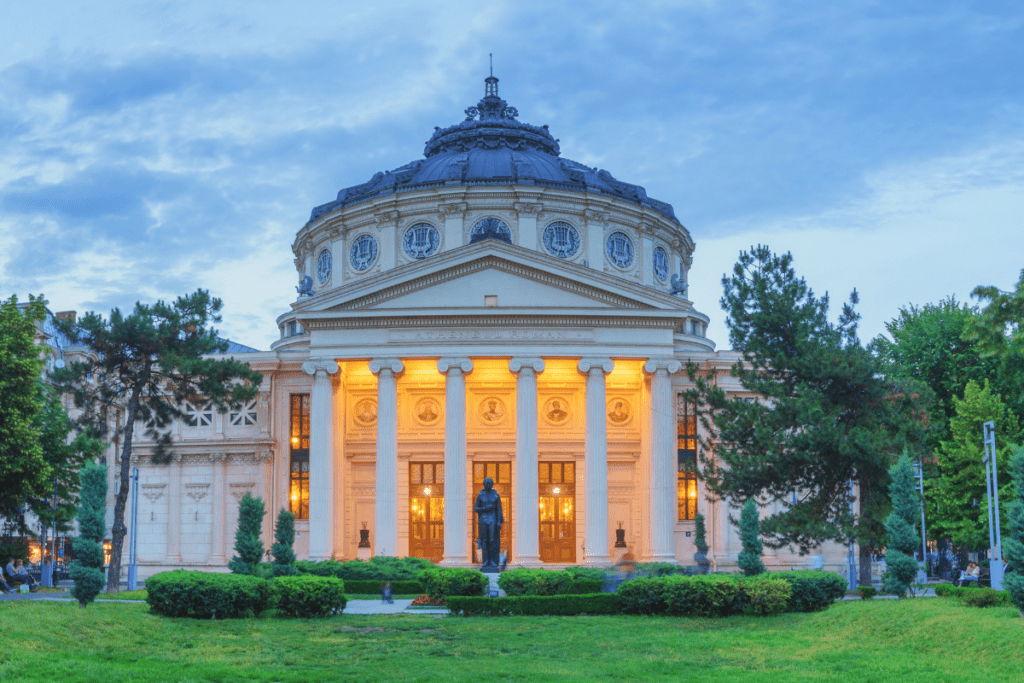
left=439, top=557, right=472, bottom=568
left=581, top=555, right=612, bottom=566
left=641, top=553, right=677, bottom=564
left=511, top=556, right=544, bottom=569
left=208, top=554, right=227, bottom=565
left=164, top=554, right=182, bottom=564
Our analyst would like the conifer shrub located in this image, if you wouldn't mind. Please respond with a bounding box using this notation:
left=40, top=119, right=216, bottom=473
left=146, top=571, right=271, bottom=619
left=69, top=463, right=106, bottom=607
left=883, top=453, right=921, bottom=597
left=635, top=562, right=682, bottom=577
left=271, top=509, right=297, bottom=577
left=960, top=587, right=1010, bottom=608
left=1002, top=445, right=1024, bottom=617
left=420, top=567, right=488, bottom=600
left=228, top=493, right=266, bottom=575
left=273, top=575, right=347, bottom=617
left=333, top=556, right=432, bottom=581
left=737, top=499, right=766, bottom=576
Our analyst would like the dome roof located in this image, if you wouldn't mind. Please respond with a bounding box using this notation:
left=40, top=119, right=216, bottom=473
left=309, top=76, right=680, bottom=224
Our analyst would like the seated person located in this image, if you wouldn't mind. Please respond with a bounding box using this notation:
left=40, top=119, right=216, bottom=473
left=13, top=560, right=36, bottom=591
left=0, top=575, right=12, bottom=594
left=956, top=561, right=980, bottom=587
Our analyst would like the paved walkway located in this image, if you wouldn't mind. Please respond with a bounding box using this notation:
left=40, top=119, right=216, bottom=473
left=1, top=592, right=447, bottom=613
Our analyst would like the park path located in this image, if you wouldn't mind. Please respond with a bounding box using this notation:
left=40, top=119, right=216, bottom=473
left=0, top=592, right=448, bottom=613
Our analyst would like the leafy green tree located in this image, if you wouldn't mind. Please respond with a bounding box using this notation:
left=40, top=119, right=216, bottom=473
left=1002, top=445, right=1024, bottom=617
left=971, top=267, right=1024, bottom=361
left=871, top=297, right=1021, bottom=448
left=229, top=493, right=266, bottom=575
left=686, top=246, right=933, bottom=586
left=69, top=463, right=107, bottom=607
left=0, top=295, right=49, bottom=519
left=933, top=380, right=1021, bottom=548
left=271, top=509, right=298, bottom=577
left=737, top=499, right=765, bottom=576
left=882, top=453, right=920, bottom=597
left=52, top=290, right=262, bottom=592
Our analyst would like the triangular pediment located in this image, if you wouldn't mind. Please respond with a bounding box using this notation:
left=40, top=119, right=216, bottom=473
left=295, top=241, right=692, bottom=315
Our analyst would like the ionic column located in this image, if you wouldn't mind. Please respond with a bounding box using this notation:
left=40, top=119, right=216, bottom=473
left=510, top=357, right=545, bottom=567
left=578, top=358, right=614, bottom=565
left=302, top=359, right=341, bottom=561
left=165, top=454, right=182, bottom=564
left=438, top=357, right=473, bottom=566
left=370, top=358, right=404, bottom=557
left=209, top=453, right=227, bottom=564
left=644, top=358, right=682, bottom=562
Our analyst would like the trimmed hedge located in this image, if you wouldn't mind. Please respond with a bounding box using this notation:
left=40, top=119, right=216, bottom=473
left=934, top=583, right=1012, bottom=607
left=146, top=571, right=270, bottom=619
left=294, top=557, right=432, bottom=581
left=447, top=594, right=622, bottom=616
left=343, top=580, right=424, bottom=595
left=570, top=579, right=604, bottom=594
left=421, top=567, right=489, bottom=600
left=743, top=577, right=792, bottom=616
left=771, top=571, right=847, bottom=612
left=498, top=568, right=574, bottom=596
left=274, top=575, right=347, bottom=617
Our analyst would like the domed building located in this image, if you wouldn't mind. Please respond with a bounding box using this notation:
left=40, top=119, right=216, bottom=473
left=124, top=75, right=844, bottom=576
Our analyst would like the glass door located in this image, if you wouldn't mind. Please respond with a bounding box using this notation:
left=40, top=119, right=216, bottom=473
left=409, top=462, right=444, bottom=563
left=539, top=462, right=576, bottom=563
left=472, top=461, right=512, bottom=564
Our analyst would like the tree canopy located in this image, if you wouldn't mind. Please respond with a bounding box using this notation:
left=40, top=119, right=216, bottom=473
left=686, top=246, right=932, bottom=584
left=52, top=289, right=262, bottom=592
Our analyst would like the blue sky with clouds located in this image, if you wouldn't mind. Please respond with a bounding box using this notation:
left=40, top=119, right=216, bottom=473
left=2, top=0, right=1022, bottom=349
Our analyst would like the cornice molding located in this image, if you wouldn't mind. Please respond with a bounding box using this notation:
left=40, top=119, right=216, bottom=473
left=304, top=314, right=678, bottom=330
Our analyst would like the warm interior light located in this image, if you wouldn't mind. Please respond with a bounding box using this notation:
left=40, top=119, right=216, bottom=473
left=291, top=437, right=299, bottom=445
left=553, top=487, right=560, bottom=495
left=291, top=494, right=298, bottom=501
left=539, top=502, right=544, bottom=508
left=423, top=487, right=431, bottom=495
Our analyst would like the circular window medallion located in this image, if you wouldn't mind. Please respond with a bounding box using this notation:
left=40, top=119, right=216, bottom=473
left=414, top=397, right=442, bottom=425
left=403, top=223, right=440, bottom=259
left=653, top=246, right=669, bottom=283
left=606, top=397, right=632, bottom=426
left=349, top=234, right=379, bottom=271
left=316, top=249, right=332, bottom=284
left=542, top=221, right=580, bottom=258
left=605, top=232, right=635, bottom=269
left=542, top=397, right=571, bottom=426
left=479, top=397, right=507, bottom=425
left=469, top=217, right=512, bottom=244
left=353, top=399, right=377, bottom=426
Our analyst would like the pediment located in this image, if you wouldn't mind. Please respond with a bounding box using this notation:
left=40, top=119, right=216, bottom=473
left=296, top=242, right=691, bottom=314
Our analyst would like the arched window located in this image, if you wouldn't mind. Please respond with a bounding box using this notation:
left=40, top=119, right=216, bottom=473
left=677, top=395, right=698, bottom=520
left=470, top=217, right=512, bottom=244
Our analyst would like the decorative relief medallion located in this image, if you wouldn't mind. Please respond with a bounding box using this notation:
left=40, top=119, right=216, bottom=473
left=414, top=397, right=442, bottom=425
left=653, top=246, right=669, bottom=282
left=542, top=397, right=571, bottom=426
left=229, top=483, right=255, bottom=501
left=543, top=221, right=580, bottom=258
left=605, top=231, right=635, bottom=269
left=185, top=483, right=210, bottom=502
left=403, top=223, right=440, bottom=259
left=478, top=397, right=507, bottom=425
left=354, top=399, right=377, bottom=426
left=469, top=217, right=512, bottom=244
left=349, top=234, right=378, bottom=271
left=317, top=248, right=332, bottom=283
left=606, top=398, right=633, bottom=426
left=141, top=484, right=166, bottom=502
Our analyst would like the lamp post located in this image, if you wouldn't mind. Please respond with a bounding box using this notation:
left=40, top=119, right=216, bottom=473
left=847, top=478, right=858, bottom=590
left=127, top=466, right=140, bottom=591
left=982, top=421, right=1004, bottom=591
left=912, top=460, right=928, bottom=583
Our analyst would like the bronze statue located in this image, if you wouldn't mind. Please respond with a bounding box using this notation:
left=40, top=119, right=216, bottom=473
left=474, top=477, right=504, bottom=570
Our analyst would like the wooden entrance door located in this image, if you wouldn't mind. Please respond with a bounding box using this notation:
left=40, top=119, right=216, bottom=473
left=409, top=462, right=444, bottom=563
left=539, top=462, right=576, bottom=563
left=472, top=461, right=512, bottom=564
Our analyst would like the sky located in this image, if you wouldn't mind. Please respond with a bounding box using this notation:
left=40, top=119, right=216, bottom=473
left=1, top=0, right=1022, bottom=350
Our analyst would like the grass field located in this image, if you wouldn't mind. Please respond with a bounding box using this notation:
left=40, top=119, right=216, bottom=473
left=0, top=599, right=1020, bottom=682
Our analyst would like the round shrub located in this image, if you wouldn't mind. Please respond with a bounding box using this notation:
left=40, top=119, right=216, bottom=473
left=857, top=586, right=878, bottom=600
left=933, top=583, right=956, bottom=598
left=420, top=567, right=488, bottom=600
left=146, top=570, right=270, bottom=619
left=960, top=587, right=1010, bottom=608
left=274, top=575, right=347, bottom=617
left=617, top=576, right=675, bottom=615
left=664, top=575, right=745, bottom=617
left=742, top=577, right=792, bottom=616
left=498, top=568, right=574, bottom=596
left=771, top=571, right=847, bottom=612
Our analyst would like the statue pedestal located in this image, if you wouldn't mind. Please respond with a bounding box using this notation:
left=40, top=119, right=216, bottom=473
left=483, top=572, right=506, bottom=597
left=357, top=547, right=372, bottom=560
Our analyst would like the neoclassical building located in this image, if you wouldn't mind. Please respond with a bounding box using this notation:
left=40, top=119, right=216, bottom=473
left=119, top=75, right=844, bottom=576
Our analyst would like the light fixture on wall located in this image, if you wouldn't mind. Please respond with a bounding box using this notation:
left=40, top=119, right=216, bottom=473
left=423, top=487, right=431, bottom=495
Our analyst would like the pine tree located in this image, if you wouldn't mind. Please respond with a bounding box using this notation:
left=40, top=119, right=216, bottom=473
left=934, top=380, right=1021, bottom=548
left=737, top=499, right=765, bottom=576
left=1002, top=445, right=1024, bottom=617
left=271, top=509, right=298, bottom=577
left=69, top=463, right=107, bottom=607
left=228, top=493, right=265, bottom=575
left=882, top=453, right=920, bottom=597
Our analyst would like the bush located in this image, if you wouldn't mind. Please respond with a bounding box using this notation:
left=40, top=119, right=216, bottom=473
left=498, top=568, right=575, bottom=596
left=570, top=579, right=604, bottom=594
left=273, top=575, right=347, bottom=617
left=960, top=588, right=1010, bottom=608
left=933, top=583, right=956, bottom=598
left=857, top=586, right=878, bottom=600
left=742, top=577, right=792, bottom=616
left=271, top=509, right=297, bottom=577
left=335, top=556, right=433, bottom=581
left=343, top=580, right=424, bottom=594
left=295, top=560, right=344, bottom=578
left=447, top=594, right=621, bottom=616
left=664, top=575, right=746, bottom=617
left=1004, top=573, right=1024, bottom=616
left=772, top=571, right=847, bottom=612
left=421, top=567, right=489, bottom=600
left=563, top=566, right=607, bottom=581
left=146, top=571, right=270, bottom=619
left=228, top=493, right=265, bottom=576
left=737, top=499, right=766, bottom=576
left=617, top=577, right=675, bottom=615
left=635, top=562, right=682, bottom=577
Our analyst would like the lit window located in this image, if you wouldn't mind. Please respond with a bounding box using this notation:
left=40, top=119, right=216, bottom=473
left=290, top=394, right=310, bottom=519
left=677, top=395, right=699, bottom=520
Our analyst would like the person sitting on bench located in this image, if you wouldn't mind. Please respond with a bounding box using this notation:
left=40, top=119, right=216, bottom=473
left=13, top=560, right=37, bottom=591
left=956, top=561, right=980, bottom=587
left=5, top=558, right=36, bottom=592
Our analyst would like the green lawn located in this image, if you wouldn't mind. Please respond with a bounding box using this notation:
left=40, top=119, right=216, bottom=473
left=0, top=599, right=1020, bottom=682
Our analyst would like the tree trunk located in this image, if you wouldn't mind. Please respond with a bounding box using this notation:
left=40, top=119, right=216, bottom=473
left=105, top=384, right=142, bottom=594
left=859, top=544, right=872, bottom=588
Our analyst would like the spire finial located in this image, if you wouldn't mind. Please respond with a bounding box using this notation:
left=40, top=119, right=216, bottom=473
left=485, top=54, right=498, bottom=97
left=490, top=53, right=493, bottom=77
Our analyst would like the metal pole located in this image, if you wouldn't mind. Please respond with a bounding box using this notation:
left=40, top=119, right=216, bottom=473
left=914, top=460, right=928, bottom=582
left=127, top=466, right=139, bottom=591
left=847, top=478, right=858, bottom=590
left=983, top=422, right=1004, bottom=590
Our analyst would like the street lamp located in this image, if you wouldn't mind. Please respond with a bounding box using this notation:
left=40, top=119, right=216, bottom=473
left=847, top=479, right=858, bottom=591
left=127, top=466, right=140, bottom=590
left=982, top=421, right=1004, bottom=591
left=912, top=459, right=928, bottom=583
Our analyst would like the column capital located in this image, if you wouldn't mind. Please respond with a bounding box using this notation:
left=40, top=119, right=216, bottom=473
left=578, top=358, right=614, bottom=375
left=643, top=358, right=682, bottom=376
left=437, top=357, right=473, bottom=374
left=509, top=357, right=545, bottom=374
left=302, top=359, right=340, bottom=377
left=369, top=358, right=404, bottom=376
